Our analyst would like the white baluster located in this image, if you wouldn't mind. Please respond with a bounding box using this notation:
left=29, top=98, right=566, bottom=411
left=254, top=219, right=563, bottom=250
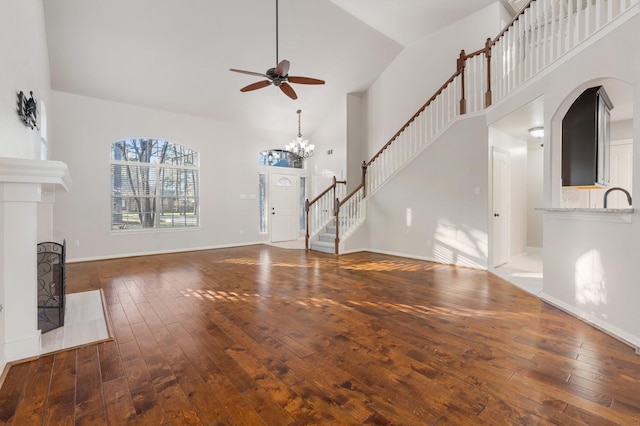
left=567, top=0, right=574, bottom=50
left=551, top=0, right=558, bottom=60
left=494, top=39, right=502, bottom=100
left=542, top=0, right=549, bottom=69
left=609, top=0, right=615, bottom=21
left=585, top=0, right=592, bottom=37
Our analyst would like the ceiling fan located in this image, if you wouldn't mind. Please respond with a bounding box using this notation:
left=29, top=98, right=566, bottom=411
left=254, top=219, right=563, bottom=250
left=229, top=0, right=325, bottom=100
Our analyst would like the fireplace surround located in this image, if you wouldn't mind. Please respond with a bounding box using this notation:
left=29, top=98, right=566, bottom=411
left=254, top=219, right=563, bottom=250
left=0, top=157, right=71, bottom=367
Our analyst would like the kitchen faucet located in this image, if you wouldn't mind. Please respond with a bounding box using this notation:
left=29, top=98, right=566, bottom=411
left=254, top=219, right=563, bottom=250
left=603, top=187, right=632, bottom=208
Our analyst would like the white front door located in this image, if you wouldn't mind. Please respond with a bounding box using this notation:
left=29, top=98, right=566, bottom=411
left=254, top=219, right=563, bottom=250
left=492, top=148, right=511, bottom=267
left=271, top=172, right=299, bottom=243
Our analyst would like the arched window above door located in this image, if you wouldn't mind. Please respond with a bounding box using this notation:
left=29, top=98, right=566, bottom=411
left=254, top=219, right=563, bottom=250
left=258, top=149, right=302, bottom=169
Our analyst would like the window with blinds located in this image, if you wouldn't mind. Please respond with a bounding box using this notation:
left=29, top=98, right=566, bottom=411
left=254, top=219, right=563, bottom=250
left=110, top=139, right=199, bottom=230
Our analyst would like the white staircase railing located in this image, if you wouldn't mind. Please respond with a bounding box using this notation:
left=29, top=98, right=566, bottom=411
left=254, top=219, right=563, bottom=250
left=490, top=0, right=637, bottom=104
left=305, top=177, right=346, bottom=249
left=308, top=0, right=638, bottom=254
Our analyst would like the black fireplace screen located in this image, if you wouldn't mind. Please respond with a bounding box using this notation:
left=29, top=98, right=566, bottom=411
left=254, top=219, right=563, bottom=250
left=37, top=240, right=66, bottom=333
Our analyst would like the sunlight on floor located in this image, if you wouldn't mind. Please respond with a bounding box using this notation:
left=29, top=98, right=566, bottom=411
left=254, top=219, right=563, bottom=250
left=266, top=239, right=305, bottom=250
left=492, top=250, right=543, bottom=296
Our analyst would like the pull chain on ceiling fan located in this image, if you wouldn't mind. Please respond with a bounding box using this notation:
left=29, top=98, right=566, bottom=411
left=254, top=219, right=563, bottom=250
left=229, top=0, right=325, bottom=100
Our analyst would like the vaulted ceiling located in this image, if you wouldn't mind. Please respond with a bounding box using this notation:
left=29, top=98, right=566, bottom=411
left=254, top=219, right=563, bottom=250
left=43, top=1, right=520, bottom=135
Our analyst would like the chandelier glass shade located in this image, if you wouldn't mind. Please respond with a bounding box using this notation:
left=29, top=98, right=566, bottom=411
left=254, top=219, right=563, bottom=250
left=285, top=110, right=314, bottom=160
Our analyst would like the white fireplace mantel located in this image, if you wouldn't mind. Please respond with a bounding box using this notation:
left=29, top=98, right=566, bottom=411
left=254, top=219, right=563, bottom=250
left=0, top=157, right=71, bottom=192
left=0, top=157, right=71, bottom=368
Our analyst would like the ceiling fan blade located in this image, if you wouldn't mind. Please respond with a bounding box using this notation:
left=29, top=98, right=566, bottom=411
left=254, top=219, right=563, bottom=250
left=274, top=59, right=290, bottom=76
left=240, top=80, right=272, bottom=92
left=230, top=68, right=268, bottom=78
left=287, top=76, right=325, bottom=85
left=279, top=82, right=297, bottom=100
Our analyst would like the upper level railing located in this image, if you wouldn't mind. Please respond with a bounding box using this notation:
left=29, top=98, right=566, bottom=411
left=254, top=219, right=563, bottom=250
left=307, top=0, right=638, bottom=254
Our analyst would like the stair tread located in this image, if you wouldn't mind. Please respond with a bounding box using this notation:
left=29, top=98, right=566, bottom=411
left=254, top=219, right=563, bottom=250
left=311, top=240, right=333, bottom=247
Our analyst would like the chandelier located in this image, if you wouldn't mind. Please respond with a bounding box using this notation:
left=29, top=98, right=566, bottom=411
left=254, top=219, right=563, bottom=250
left=285, top=109, right=314, bottom=160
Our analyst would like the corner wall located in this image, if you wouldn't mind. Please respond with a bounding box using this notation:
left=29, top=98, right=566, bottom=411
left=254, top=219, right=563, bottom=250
left=366, top=115, right=489, bottom=269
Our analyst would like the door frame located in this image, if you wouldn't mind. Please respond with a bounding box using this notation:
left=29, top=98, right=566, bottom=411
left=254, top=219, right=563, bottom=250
left=268, top=169, right=307, bottom=243
left=491, top=146, right=511, bottom=268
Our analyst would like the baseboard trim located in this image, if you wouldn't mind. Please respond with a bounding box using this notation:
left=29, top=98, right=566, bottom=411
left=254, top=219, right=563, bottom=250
left=539, top=292, right=640, bottom=355
left=66, top=241, right=264, bottom=263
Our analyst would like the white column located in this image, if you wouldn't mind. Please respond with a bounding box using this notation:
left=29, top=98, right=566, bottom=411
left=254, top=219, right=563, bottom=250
left=1, top=182, right=42, bottom=360
left=37, top=190, right=55, bottom=242
left=0, top=158, right=71, bottom=369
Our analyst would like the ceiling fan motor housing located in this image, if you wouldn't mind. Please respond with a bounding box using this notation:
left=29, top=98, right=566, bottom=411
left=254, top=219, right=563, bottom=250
left=267, top=68, right=285, bottom=86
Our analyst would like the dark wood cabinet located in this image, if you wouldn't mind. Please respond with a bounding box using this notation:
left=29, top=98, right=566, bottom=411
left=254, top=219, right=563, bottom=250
left=562, top=86, right=613, bottom=186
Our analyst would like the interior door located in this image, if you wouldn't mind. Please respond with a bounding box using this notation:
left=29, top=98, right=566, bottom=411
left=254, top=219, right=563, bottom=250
left=492, top=148, right=511, bottom=267
left=271, top=172, right=299, bottom=243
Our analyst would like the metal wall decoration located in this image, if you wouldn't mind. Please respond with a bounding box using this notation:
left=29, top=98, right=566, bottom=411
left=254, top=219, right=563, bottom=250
left=17, top=90, right=39, bottom=130
left=37, top=240, right=66, bottom=333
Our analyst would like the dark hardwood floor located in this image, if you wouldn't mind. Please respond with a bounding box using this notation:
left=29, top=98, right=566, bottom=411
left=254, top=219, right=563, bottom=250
left=1, top=245, right=639, bottom=425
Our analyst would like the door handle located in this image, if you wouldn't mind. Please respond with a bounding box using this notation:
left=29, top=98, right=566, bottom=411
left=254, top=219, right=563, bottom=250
left=494, top=213, right=500, bottom=217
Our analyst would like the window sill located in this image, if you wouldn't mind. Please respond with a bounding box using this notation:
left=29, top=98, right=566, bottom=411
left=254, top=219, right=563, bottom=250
left=110, top=226, right=203, bottom=235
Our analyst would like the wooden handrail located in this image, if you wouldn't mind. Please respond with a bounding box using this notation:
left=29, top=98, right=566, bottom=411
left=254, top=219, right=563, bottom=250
left=463, top=45, right=489, bottom=60
left=307, top=176, right=346, bottom=206
left=338, top=183, right=364, bottom=208
left=366, top=69, right=462, bottom=167
left=490, top=0, right=535, bottom=47
left=365, top=0, right=540, bottom=170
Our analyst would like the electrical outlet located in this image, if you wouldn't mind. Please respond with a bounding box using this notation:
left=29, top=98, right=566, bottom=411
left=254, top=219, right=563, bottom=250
left=239, top=229, right=244, bottom=235
left=426, top=239, right=431, bottom=247
left=73, top=240, right=80, bottom=247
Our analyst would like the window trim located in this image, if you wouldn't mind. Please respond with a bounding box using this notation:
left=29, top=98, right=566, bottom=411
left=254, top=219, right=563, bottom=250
left=110, top=139, right=200, bottom=232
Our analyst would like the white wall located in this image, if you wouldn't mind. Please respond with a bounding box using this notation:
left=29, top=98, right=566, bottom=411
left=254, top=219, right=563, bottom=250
left=0, top=0, right=50, bottom=159
left=527, top=145, right=544, bottom=248
left=367, top=115, right=489, bottom=269
left=364, top=2, right=508, bottom=158
left=306, top=97, right=347, bottom=197
left=50, top=91, right=291, bottom=261
left=346, top=93, right=366, bottom=192
left=612, top=118, right=634, bottom=140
